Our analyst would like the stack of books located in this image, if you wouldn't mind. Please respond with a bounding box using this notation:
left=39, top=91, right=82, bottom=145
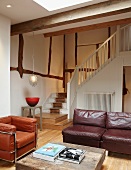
left=33, top=143, right=66, bottom=162
left=58, top=147, right=86, bottom=164
left=33, top=143, right=86, bottom=164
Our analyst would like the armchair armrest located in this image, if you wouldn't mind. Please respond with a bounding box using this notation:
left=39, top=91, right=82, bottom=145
left=11, top=116, right=37, bottom=132
left=0, top=123, right=16, bottom=151
left=0, top=123, right=16, bottom=133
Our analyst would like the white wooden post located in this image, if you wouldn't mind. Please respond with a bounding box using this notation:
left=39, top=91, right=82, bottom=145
left=67, top=82, right=71, bottom=119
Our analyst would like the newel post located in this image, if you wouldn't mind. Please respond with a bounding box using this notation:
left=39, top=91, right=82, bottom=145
left=67, top=82, right=71, bottom=119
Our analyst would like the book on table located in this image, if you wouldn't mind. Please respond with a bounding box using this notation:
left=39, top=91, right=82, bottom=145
left=58, top=147, right=86, bottom=164
left=33, top=143, right=66, bottom=162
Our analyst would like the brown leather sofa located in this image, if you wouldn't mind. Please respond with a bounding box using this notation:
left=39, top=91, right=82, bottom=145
left=62, top=109, right=131, bottom=155
left=0, top=116, right=37, bottom=162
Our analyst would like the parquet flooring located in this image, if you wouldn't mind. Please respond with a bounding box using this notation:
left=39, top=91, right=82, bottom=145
left=0, top=129, right=131, bottom=170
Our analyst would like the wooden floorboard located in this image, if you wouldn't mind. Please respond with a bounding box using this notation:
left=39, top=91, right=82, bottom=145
left=0, top=129, right=131, bottom=170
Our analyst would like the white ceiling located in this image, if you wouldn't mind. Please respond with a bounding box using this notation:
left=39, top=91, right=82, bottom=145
left=0, top=0, right=109, bottom=24
left=0, top=0, right=130, bottom=35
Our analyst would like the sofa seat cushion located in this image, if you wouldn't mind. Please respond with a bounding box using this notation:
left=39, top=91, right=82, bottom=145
left=16, top=131, right=35, bottom=148
left=62, top=125, right=106, bottom=141
left=102, top=129, right=131, bottom=144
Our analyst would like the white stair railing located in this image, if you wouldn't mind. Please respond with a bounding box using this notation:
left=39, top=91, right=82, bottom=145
left=78, top=32, right=117, bottom=86
left=120, top=23, right=131, bottom=51
left=67, top=32, right=117, bottom=118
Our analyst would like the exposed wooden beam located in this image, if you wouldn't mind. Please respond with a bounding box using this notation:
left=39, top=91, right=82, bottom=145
left=78, top=42, right=103, bottom=47
left=65, top=68, right=74, bottom=73
left=18, top=34, right=24, bottom=78
left=65, top=68, right=96, bottom=73
left=44, top=17, right=131, bottom=37
left=96, top=44, right=100, bottom=68
left=48, top=37, right=52, bottom=75
left=63, top=35, right=66, bottom=89
left=108, top=27, right=111, bottom=59
left=10, top=67, right=63, bottom=80
left=75, top=33, right=78, bottom=66
left=11, top=0, right=131, bottom=36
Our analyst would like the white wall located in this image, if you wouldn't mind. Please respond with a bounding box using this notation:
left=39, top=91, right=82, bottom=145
left=121, top=51, right=131, bottom=112
left=0, top=15, right=10, bottom=117
left=76, top=57, right=123, bottom=118
left=10, top=34, right=64, bottom=116
left=124, top=66, right=131, bottom=112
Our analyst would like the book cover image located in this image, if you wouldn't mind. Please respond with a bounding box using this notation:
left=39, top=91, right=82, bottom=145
left=34, top=143, right=65, bottom=157
left=58, top=147, right=86, bottom=164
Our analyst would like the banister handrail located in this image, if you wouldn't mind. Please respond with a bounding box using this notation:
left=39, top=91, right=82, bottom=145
left=120, top=23, right=131, bottom=30
left=78, top=32, right=116, bottom=68
left=120, top=23, right=131, bottom=51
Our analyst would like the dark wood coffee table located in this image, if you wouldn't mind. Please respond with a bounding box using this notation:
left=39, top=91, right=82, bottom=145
left=16, top=143, right=105, bottom=170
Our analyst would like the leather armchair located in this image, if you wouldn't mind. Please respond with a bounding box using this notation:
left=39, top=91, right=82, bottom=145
left=0, top=116, right=37, bottom=162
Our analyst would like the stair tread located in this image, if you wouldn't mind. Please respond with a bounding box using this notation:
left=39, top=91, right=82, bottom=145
left=35, top=113, right=67, bottom=119
left=56, top=97, right=66, bottom=99
left=53, top=102, right=64, bottom=104
left=45, top=102, right=66, bottom=104
left=50, top=107, right=62, bottom=109
left=57, top=92, right=67, bottom=94
left=56, top=119, right=72, bottom=126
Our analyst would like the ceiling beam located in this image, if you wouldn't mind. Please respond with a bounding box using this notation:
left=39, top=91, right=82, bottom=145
left=11, top=0, right=131, bottom=36
left=44, top=17, right=131, bottom=37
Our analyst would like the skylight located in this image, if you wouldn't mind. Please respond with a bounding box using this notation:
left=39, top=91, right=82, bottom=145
left=33, top=0, right=93, bottom=11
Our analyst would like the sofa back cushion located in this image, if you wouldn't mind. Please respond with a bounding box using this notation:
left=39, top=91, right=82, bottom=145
left=106, top=112, right=131, bottom=129
left=73, top=109, right=107, bottom=128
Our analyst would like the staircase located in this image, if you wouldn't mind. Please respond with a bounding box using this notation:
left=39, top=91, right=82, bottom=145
left=35, top=93, right=72, bottom=130
left=67, top=24, right=131, bottom=119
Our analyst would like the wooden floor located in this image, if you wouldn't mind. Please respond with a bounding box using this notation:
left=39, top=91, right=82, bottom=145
left=0, top=129, right=131, bottom=170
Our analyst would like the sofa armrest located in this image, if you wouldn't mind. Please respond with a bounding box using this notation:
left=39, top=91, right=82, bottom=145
left=11, top=116, right=37, bottom=133
left=0, top=123, right=16, bottom=133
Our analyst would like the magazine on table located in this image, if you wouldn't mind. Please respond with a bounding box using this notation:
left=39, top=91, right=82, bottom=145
left=58, top=147, right=86, bottom=164
left=33, top=143, right=66, bottom=162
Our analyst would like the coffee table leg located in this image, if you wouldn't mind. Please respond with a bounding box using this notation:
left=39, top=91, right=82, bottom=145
left=40, top=107, right=42, bottom=131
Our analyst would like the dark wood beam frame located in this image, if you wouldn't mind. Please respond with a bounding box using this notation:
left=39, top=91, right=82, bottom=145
left=18, top=34, right=24, bottom=78
left=10, top=67, right=63, bottom=80
left=108, top=27, right=111, bottom=59
left=96, top=44, right=100, bottom=68
left=63, top=35, right=66, bottom=89
left=48, top=37, right=52, bottom=75
left=10, top=34, right=63, bottom=81
left=65, top=68, right=96, bottom=73
left=11, top=0, right=131, bottom=36
left=44, top=17, right=131, bottom=37
left=75, top=33, right=78, bottom=66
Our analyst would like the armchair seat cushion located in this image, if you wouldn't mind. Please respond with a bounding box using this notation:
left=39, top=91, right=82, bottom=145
left=63, top=125, right=106, bottom=140
left=102, top=129, right=131, bottom=144
left=16, top=131, right=35, bottom=148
